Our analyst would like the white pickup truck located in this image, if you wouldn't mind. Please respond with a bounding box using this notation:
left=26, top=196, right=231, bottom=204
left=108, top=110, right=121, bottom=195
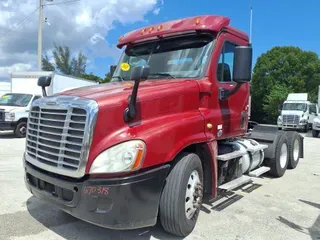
left=277, top=93, right=318, bottom=132
left=0, top=71, right=98, bottom=138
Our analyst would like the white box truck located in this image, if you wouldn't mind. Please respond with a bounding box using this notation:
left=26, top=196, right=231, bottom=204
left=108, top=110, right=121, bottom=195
left=0, top=71, right=98, bottom=138
left=277, top=93, right=318, bottom=132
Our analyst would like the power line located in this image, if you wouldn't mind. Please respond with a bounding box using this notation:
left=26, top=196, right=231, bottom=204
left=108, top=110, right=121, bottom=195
left=43, top=0, right=82, bottom=6
left=3, top=7, right=40, bottom=35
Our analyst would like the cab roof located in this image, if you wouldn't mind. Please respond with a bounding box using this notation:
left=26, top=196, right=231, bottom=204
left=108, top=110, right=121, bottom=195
left=117, top=15, right=248, bottom=48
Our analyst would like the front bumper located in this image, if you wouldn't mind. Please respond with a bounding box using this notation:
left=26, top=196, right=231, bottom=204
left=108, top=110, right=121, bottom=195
left=279, top=123, right=307, bottom=129
left=0, top=121, right=16, bottom=131
left=24, top=160, right=170, bottom=230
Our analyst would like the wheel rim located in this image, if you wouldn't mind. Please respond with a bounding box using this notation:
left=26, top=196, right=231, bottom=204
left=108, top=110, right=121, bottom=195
left=185, top=170, right=202, bottom=219
left=293, top=139, right=299, bottom=161
left=280, top=143, right=288, bottom=169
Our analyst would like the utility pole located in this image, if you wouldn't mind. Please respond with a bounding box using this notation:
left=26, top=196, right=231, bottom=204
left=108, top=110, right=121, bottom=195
left=38, top=0, right=43, bottom=71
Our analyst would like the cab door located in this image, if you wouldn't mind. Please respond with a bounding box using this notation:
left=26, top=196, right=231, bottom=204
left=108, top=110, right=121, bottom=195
left=309, top=104, right=318, bottom=125
left=206, top=32, right=250, bottom=139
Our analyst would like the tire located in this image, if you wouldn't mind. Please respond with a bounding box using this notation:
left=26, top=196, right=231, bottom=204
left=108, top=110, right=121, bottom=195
left=269, top=133, right=289, bottom=177
left=286, top=131, right=300, bottom=169
left=14, top=121, right=27, bottom=138
left=312, top=130, right=319, bottom=138
left=303, top=125, right=308, bottom=133
left=159, top=153, right=204, bottom=237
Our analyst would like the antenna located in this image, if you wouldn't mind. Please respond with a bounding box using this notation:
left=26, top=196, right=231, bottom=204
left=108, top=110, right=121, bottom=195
left=249, top=7, right=253, bottom=44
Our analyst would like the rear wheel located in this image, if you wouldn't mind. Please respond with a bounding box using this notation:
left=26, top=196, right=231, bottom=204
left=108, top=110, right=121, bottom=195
left=287, top=131, right=300, bottom=169
left=312, top=130, right=319, bottom=137
left=269, top=133, right=289, bottom=177
left=159, top=153, right=203, bottom=237
left=14, top=121, right=27, bottom=138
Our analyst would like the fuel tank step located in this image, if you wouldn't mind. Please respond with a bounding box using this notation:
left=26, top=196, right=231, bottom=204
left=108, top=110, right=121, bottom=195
left=218, top=176, right=252, bottom=191
left=248, top=166, right=270, bottom=177
left=217, top=150, right=247, bottom=161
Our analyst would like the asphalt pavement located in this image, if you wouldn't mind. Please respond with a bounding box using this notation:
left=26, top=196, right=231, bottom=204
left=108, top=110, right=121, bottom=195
left=0, top=131, right=319, bottom=240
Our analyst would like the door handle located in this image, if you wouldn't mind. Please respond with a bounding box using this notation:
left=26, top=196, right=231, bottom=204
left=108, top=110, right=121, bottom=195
left=219, top=88, right=230, bottom=101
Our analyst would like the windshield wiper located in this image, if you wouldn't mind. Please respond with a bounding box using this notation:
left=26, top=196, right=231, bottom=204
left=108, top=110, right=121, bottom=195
left=148, top=72, right=176, bottom=79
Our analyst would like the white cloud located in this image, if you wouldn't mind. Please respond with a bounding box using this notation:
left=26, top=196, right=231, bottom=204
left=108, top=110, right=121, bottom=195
left=153, top=8, right=160, bottom=15
left=0, top=0, right=160, bottom=81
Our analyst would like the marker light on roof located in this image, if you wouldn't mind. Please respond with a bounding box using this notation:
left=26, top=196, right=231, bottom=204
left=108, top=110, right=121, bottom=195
left=196, top=17, right=200, bottom=25
left=119, top=36, right=124, bottom=41
left=141, top=29, right=146, bottom=34
left=157, top=25, right=162, bottom=31
left=149, top=27, right=154, bottom=33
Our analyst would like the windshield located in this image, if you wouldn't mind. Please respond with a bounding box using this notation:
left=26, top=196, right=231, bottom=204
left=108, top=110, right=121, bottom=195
left=282, top=103, right=307, bottom=111
left=112, top=33, right=215, bottom=81
left=0, top=94, right=33, bottom=107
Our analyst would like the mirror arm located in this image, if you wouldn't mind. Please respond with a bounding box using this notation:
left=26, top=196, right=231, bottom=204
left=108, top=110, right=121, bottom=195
left=42, top=87, right=47, bottom=97
left=123, top=80, right=141, bottom=122
left=219, top=82, right=243, bottom=101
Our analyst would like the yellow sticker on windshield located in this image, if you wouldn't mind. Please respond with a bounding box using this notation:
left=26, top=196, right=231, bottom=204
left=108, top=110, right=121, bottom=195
left=1, top=95, right=8, bottom=99
left=120, top=62, right=130, bottom=71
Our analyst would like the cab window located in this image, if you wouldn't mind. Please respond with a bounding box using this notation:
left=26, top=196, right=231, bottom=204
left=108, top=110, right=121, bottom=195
left=217, top=42, right=237, bottom=83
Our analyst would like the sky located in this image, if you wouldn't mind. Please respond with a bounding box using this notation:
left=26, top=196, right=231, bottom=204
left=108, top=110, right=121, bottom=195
left=1, top=0, right=320, bottom=81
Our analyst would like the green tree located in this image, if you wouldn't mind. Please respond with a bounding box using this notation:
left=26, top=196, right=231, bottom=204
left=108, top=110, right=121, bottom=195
left=42, top=43, right=87, bottom=76
left=71, top=51, right=87, bottom=76
left=42, top=55, right=55, bottom=71
left=251, top=46, right=320, bottom=123
left=262, top=84, right=293, bottom=123
left=79, top=72, right=103, bottom=83
left=102, top=72, right=112, bottom=83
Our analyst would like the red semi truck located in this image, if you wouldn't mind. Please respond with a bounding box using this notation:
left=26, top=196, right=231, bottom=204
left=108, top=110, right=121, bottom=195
left=23, top=15, right=304, bottom=237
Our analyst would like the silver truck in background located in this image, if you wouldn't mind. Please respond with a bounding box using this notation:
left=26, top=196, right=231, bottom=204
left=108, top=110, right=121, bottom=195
left=0, top=71, right=98, bottom=138
left=277, top=93, right=318, bottom=132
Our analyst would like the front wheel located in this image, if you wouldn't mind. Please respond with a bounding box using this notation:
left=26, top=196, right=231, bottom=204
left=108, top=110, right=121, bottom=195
left=159, top=153, right=204, bottom=237
left=14, top=121, right=27, bottom=138
left=303, top=125, right=308, bottom=133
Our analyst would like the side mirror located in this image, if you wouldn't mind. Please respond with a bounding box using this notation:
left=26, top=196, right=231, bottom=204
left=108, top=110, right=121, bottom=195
left=110, top=65, right=117, bottom=77
left=130, top=65, right=150, bottom=82
left=37, top=76, right=52, bottom=97
left=233, top=46, right=252, bottom=83
left=278, top=104, right=282, bottom=114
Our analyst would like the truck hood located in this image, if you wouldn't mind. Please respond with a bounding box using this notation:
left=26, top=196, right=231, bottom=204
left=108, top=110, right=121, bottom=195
left=0, top=105, right=25, bottom=112
left=60, top=79, right=197, bottom=109
left=281, top=110, right=305, bottom=117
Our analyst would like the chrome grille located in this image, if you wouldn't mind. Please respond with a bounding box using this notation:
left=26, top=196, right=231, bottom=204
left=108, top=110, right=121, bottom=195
left=283, top=114, right=300, bottom=124
left=25, top=96, right=98, bottom=178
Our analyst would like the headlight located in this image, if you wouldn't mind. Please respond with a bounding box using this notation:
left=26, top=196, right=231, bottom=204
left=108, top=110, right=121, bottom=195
left=89, top=140, right=146, bottom=174
left=5, top=112, right=15, bottom=121
left=277, top=116, right=282, bottom=122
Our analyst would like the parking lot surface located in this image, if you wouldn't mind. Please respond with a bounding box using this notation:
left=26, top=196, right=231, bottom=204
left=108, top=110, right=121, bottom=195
left=0, top=131, right=319, bottom=240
